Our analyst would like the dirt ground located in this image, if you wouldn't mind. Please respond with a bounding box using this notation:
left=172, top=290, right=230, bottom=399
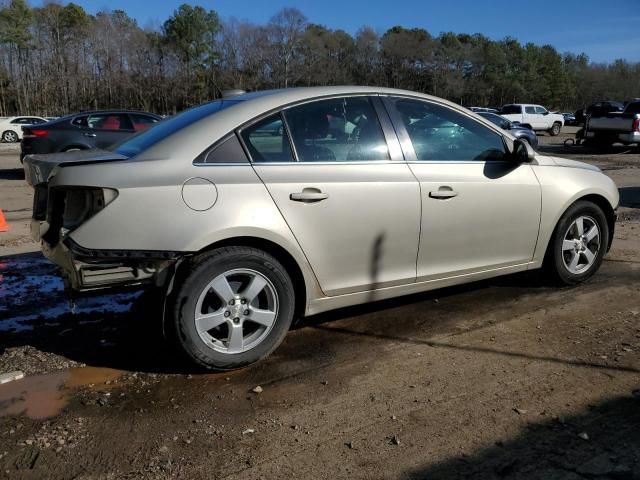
left=0, top=128, right=639, bottom=479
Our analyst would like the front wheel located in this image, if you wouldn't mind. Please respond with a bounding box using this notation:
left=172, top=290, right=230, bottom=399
left=545, top=201, right=609, bottom=285
left=549, top=122, right=561, bottom=136
left=172, top=246, right=295, bottom=370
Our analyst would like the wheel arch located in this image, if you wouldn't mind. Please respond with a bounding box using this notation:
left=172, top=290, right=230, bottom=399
left=542, top=193, right=616, bottom=263
left=175, top=236, right=311, bottom=322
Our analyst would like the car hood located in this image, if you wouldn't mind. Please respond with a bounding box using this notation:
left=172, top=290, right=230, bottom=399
left=23, top=149, right=128, bottom=186
left=549, top=157, right=601, bottom=172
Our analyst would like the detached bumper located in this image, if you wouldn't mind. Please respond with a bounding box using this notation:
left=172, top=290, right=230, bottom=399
left=42, top=235, right=180, bottom=292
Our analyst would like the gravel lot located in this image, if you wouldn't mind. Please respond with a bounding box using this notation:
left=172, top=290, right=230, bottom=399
left=0, top=129, right=639, bottom=479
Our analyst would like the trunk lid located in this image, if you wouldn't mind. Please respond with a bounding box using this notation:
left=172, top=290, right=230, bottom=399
left=23, top=149, right=128, bottom=186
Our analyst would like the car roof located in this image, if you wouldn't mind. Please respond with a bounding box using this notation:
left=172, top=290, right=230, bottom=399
left=138, top=86, right=510, bottom=161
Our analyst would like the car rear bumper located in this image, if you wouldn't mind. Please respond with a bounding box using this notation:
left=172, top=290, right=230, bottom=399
left=585, top=130, right=640, bottom=144
left=39, top=232, right=180, bottom=292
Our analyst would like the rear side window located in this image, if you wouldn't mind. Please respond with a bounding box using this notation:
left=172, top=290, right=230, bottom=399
left=284, top=96, right=389, bottom=162
left=88, top=114, right=133, bottom=131
left=240, top=113, right=294, bottom=163
left=501, top=105, right=522, bottom=114
left=72, top=116, right=88, bottom=127
left=195, top=134, right=248, bottom=164
left=625, top=102, right=640, bottom=114
left=525, top=106, right=536, bottom=114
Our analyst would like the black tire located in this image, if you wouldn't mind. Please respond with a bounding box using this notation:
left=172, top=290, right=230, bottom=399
left=544, top=201, right=609, bottom=285
left=172, top=246, right=295, bottom=370
left=549, top=122, right=561, bottom=136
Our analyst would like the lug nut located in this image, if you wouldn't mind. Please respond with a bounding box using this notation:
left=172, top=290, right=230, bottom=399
left=224, top=311, right=230, bottom=317
left=244, top=310, right=250, bottom=315
left=241, top=299, right=246, bottom=305
left=233, top=317, right=240, bottom=324
left=229, top=300, right=235, bottom=306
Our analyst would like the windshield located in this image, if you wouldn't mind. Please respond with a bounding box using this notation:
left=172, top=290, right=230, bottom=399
left=113, top=100, right=241, bottom=157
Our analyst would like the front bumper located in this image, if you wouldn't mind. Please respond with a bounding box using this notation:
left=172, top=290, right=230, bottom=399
left=41, top=235, right=180, bottom=292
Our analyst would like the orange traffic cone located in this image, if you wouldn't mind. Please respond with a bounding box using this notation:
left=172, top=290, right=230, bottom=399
left=0, top=209, right=10, bottom=232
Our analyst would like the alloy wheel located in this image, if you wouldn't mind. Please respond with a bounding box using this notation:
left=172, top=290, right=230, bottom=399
left=561, top=215, right=600, bottom=274
left=194, top=268, right=278, bottom=354
left=3, top=131, right=17, bottom=142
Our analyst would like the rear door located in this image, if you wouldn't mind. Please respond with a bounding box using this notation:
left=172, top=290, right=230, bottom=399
left=84, top=113, right=135, bottom=149
left=245, top=96, right=421, bottom=296
left=383, top=96, right=541, bottom=281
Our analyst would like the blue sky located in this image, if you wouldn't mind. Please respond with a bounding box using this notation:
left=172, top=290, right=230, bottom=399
left=36, top=0, right=640, bottom=63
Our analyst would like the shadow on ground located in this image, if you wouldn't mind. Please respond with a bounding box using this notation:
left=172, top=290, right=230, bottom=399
left=406, top=393, right=640, bottom=479
left=1, top=249, right=638, bottom=377
left=620, top=187, right=640, bottom=209
left=0, top=167, right=24, bottom=180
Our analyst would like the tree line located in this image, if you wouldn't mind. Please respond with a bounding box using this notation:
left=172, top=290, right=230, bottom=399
left=0, top=0, right=638, bottom=117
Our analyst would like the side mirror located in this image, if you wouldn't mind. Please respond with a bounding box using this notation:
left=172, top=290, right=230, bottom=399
left=511, top=138, right=536, bottom=163
left=542, top=111, right=549, bottom=116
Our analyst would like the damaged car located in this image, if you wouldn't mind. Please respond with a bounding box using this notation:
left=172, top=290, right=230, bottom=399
left=23, top=86, right=619, bottom=370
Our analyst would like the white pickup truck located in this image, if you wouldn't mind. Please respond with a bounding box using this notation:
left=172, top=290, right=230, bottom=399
left=500, top=104, right=564, bottom=136
left=584, top=100, right=640, bottom=146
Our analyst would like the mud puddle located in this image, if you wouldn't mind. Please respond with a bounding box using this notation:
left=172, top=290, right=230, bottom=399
left=0, top=367, right=124, bottom=419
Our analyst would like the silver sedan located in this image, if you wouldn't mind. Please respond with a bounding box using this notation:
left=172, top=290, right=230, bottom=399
left=23, top=87, right=619, bottom=370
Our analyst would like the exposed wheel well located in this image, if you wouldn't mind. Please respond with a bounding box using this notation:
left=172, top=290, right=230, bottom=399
left=190, top=237, right=307, bottom=321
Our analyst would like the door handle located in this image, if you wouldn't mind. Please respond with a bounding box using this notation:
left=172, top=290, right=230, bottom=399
left=290, top=188, right=329, bottom=203
left=83, top=133, right=96, bottom=137
left=429, top=187, right=458, bottom=199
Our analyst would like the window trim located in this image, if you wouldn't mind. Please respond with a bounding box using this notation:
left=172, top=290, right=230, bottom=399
left=237, top=94, right=401, bottom=166
left=380, top=95, right=511, bottom=164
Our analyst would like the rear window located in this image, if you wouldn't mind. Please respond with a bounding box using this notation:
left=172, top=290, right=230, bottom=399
left=113, top=100, right=241, bottom=157
left=625, top=102, right=640, bottom=114
left=501, top=105, right=522, bottom=114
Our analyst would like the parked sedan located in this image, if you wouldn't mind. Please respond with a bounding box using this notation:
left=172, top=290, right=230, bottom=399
left=0, top=116, right=47, bottom=143
left=20, top=110, right=161, bottom=162
left=477, top=112, right=538, bottom=149
left=23, top=87, right=618, bottom=370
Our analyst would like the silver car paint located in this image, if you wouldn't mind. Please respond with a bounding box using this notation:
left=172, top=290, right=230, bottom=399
left=30, top=86, right=619, bottom=317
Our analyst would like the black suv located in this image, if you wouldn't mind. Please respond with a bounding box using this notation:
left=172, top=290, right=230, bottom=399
left=20, top=110, right=161, bottom=162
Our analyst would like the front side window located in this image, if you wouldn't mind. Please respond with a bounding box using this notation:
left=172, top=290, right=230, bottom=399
left=389, top=98, right=506, bottom=162
left=535, top=106, right=548, bottom=115
left=525, top=106, right=536, bottom=114
left=130, top=114, right=159, bottom=131
left=240, top=113, right=294, bottom=163
left=284, top=97, right=389, bottom=162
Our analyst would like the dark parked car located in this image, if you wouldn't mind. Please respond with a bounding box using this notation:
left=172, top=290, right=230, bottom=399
left=574, top=101, right=625, bottom=126
left=562, top=112, right=577, bottom=126
left=20, top=110, right=161, bottom=162
left=477, top=112, right=538, bottom=149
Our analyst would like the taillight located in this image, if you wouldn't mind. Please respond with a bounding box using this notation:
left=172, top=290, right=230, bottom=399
left=633, top=116, right=640, bottom=132
left=23, top=128, right=49, bottom=138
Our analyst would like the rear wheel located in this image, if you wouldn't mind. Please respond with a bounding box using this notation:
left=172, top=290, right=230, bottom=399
left=2, top=130, right=18, bottom=143
left=172, top=247, right=295, bottom=370
left=549, top=122, right=561, bottom=136
left=544, top=201, right=609, bottom=285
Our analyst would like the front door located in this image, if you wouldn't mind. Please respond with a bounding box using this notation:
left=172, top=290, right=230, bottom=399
left=243, top=96, right=421, bottom=296
left=383, top=96, right=542, bottom=281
